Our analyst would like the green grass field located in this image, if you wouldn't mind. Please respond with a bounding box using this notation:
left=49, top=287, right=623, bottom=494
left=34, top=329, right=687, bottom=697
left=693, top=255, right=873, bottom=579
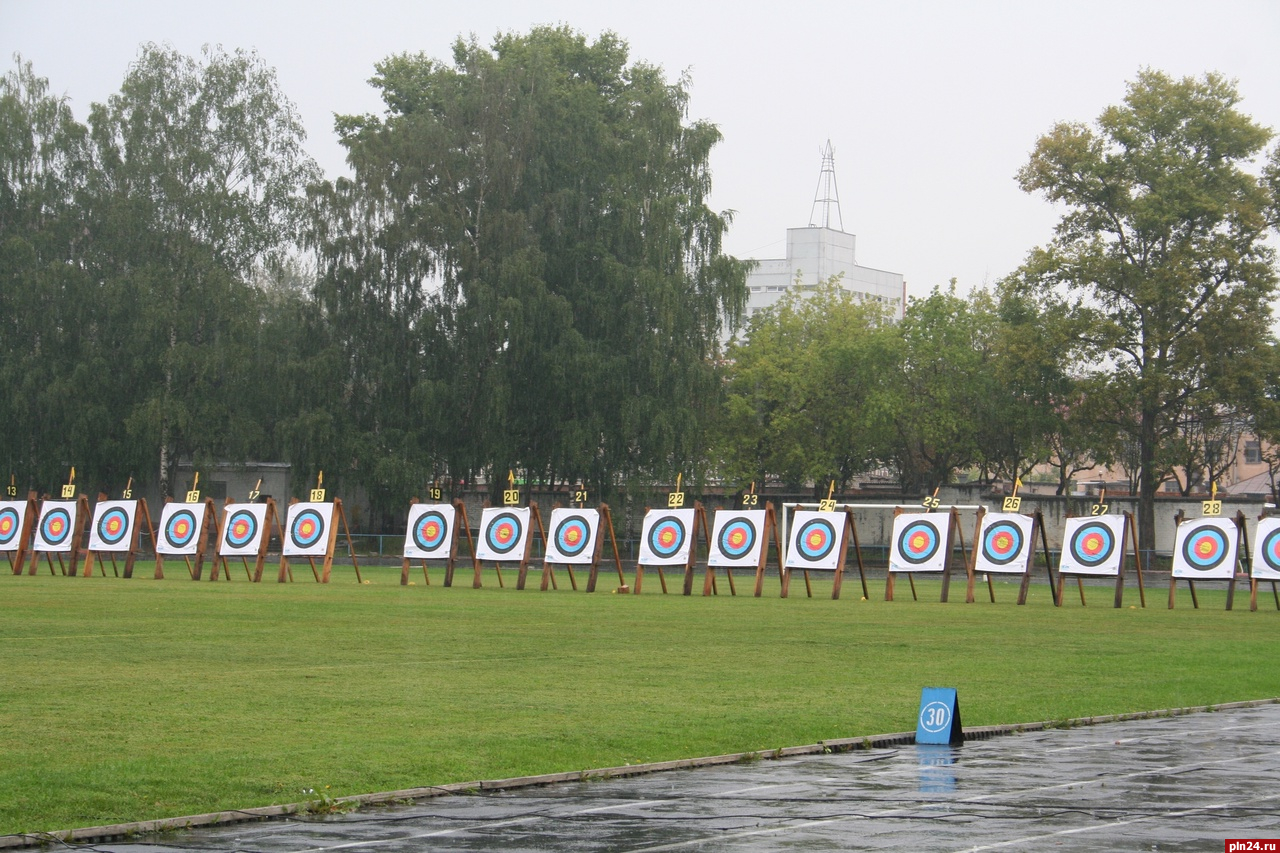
left=1, top=561, right=1277, bottom=836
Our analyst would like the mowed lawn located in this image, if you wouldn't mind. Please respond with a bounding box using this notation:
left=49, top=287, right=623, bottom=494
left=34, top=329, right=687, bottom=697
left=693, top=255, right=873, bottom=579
left=1, top=562, right=1277, bottom=836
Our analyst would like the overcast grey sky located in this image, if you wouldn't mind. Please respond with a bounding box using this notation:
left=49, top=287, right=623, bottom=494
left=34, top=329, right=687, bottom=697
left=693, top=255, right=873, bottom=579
left=3, top=0, right=1278, bottom=298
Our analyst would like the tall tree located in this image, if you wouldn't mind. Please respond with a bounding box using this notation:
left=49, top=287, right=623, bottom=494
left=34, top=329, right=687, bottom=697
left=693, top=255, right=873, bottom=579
left=319, top=27, right=748, bottom=504
left=868, top=283, right=999, bottom=493
left=1014, top=70, right=1277, bottom=551
left=716, top=279, right=891, bottom=492
left=86, top=43, right=319, bottom=496
left=0, top=57, right=97, bottom=492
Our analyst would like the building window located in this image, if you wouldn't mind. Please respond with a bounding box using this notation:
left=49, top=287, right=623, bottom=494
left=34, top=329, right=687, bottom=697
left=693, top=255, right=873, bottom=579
left=1245, top=440, right=1262, bottom=464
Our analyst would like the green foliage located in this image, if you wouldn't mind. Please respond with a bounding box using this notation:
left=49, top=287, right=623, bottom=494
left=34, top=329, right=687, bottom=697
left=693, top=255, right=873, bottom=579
left=84, top=43, right=320, bottom=496
left=315, top=26, right=748, bottom=507
left=718, top=279, right=891, bottom=491
left=1014, top=70, right=1278, bottom=545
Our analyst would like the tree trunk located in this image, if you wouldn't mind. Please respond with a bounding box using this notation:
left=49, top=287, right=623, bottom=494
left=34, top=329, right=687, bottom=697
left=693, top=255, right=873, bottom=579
left=1137, top=408, right=1159, bottom=558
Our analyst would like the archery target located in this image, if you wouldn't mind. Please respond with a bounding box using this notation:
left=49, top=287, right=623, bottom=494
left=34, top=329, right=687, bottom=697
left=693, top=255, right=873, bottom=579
left=156, top=503, right=203, bottom=556
left=476, top=506, right=532, bottom=562
left=0, top=500, right=28, bottom=549
left=1251, top=517, right=1280, bottom=581
left=88, top=500, right=137, bottom=552
left=33, top=500, right=77, bottom=552
left=889, top=513, right=948, bottom=573
left=403, top=503, right=456, bottom=560
left=1058, top=515, right=1126, bottom=576
left=219, top=504, right=269, bottom=557
left=708, top=510, right=766, bottom=567
left=544, top=508, right=599, bottom=564
left=784, top=510, right=845, bottom=570
left=1171, top=517, right=1239, bottom=580
left=637, top=508, right=696, bottom=566
left=973, top=512, right=1034, bottom=574
left=282, top=502, right=335, bottom=557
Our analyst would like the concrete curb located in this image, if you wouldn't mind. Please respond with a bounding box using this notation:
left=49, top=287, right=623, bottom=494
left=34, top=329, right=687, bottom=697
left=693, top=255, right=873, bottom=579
left=4, top=696, right=1276, bottom=849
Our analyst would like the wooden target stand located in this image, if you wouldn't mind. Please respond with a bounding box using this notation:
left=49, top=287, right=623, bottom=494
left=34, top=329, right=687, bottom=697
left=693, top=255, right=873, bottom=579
left=885, top=504, right=972, bottom=603
left=967, top=502, right=1057, bottom=606
left=633, top=492, right=709, bottom=595
left=1250, top=513, right=1280, bottom=612
left=1168, top=505, right=1247, bottom=611
left=2, top=488, right=37, bottom=576
left=155, top=497, right=220, bottom=580
left=83, top=485, right=158, bottom=579
left=702, top=500, right=787, bottom=598
left=540, top=500, right=626, bottom=593
left=212, top=497, right=284, bottom=581
left=33, top=472, right=91, bottom=576
left=279, top=490, right=361, bottom=583
left=472, top=478, right=546, bottom=589
left=399, top=497, right=478, bottom=587
left=1056, top=510, right=1146, bottom=608
left=780, top=505, right=870, bottom=600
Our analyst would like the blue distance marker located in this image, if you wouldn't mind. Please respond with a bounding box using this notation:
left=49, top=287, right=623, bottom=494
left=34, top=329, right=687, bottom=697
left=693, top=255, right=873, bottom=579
left=916, top=687, right=963, bottom=745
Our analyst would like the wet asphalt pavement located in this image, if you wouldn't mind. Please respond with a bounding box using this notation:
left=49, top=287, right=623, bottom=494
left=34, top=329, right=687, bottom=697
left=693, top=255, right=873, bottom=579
left=81, top=703, right=1280, bottom=852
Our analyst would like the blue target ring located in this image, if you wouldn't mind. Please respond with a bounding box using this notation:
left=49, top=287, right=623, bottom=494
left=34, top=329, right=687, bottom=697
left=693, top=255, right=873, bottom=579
left=981, top=520, right=1023, bottom=566
left=97, top=507, right=130, bottom=547
left=0, top=507, right=20, bottom=547
left=225, top=509, right=260, bottom=549
left=40, top=507, right=72, bottom=547
left=1069, top=521, right=1115, bottom=567
left=1181, top=524, right=1228, bottom=572
left=486, top=511, right=523, bottom=555
left=898, top=519, right=941, bottom=565
left=795, top=518, right=837, bottom=562
left=647, top=515, right=687, bottom=559
left=1262, top=528, right=1280, bottom=573
left=718, top=518, right=758, bottom=560
left=553, top=515, right=591, bottom=558
left=413, top=510, right=448, bottom=552
left=164, top=509, right=198, bottom=549
left=289, top=508, right=326, bottom=550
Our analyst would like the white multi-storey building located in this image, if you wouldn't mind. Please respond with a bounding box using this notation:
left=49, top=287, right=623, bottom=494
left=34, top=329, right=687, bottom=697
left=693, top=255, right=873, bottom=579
left=740, top=225, right=905, bottom=322
left=728, top=142, right=906, bottom=340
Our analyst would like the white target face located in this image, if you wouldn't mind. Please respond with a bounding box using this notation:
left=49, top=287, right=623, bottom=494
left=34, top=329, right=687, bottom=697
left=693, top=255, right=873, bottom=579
left=156, top=502, right=205, bottom=556
left=1251, top=517, right=1280, bottom=581
left=475, top=506, right=532, bottom=562
left=403, top=503, right=456, bottom=559
left=708, top=510, right=766, bottom=567
left=33, top=500, right=78, bottom=552
left=87, top=500, right=138, bottom=552
left=1058, top=515, right=1126, bottom=576
left=973, top=512, right=1034, bottom=574
left=637, top=508, right=696, bottom=566
left=544, top=507, right=600, bottom=565
left=1171, top=517, right=1239, bottom=580
left=218, top=503, right=270, bottom=556
left=888, top=512, right=948, bottom=573
left=783, top=510, right=845, bottom=570
left=0, top=500, right=30, bottom=550
left=282, top=502, right=335, bottom=557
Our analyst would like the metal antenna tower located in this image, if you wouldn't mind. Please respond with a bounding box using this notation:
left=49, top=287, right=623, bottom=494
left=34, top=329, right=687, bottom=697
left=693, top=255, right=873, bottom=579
left=808, top=139, right=844, bottom=231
